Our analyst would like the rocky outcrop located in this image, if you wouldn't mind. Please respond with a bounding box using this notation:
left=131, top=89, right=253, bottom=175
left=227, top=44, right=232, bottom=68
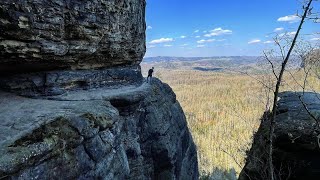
left=0, top=79, right=198, bottom=179
left=240, top=92, right=320, bottom=180
left=0, top=0, right=146, bottom=73
left=0, top=0, right=199, bottom=179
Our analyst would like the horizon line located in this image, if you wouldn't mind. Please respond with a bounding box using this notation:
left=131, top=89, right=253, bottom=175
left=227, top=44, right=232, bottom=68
left=143, top=55, right=263, bottom=58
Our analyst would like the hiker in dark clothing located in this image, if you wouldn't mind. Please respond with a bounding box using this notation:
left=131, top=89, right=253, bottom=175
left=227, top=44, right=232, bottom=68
left=147, top=67, right=154, bottom=83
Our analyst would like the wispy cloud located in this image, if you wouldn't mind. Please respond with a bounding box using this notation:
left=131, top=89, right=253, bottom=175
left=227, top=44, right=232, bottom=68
left=147, top=45, right=156, bottom=48
left=274, top=27, right=284, bottom=32
left=164, top=44, right=173, bottom=47
left=197, top=39, right=215, bottom=43
left=180, top=44, right=189, bottom=46
left=195, top=36, right=201, bottom=38
left=180, top=35, right=187, bottom=39
left=204, top=27, right=232, bottom=37
left=147, top=25, right=152, bottom=30
left=288, top=31, right=296, bottom=36
left=149, top=38, right=174, bottom=44
left=310, top=37, right=320, bottom=41
left=277, top=15, right=300, bottom=23
left=248, top=39, right=261, bottom=44
left=279, top=31, right=296, bottom=37
left=263, top=40, right=273, bottom=44
left=194, top=30, right=199, bottom=33
left=197, top=45, right=205, bottom=48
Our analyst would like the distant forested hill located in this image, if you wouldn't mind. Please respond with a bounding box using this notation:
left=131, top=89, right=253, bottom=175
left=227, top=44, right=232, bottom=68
left=142, top=56, right=301, bottom=73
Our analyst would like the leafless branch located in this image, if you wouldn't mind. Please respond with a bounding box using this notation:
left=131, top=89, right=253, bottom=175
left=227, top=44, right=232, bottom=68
left=263, top=51, right=279, bottom=80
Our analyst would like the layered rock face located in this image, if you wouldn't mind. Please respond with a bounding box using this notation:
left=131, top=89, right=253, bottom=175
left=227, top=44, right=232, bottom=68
left=0, top=65, right=143, bottom=97
left=0, top=0, right=199, bottom=179
left=0, top=0, right=146, bottom=97
left=0, top=0, right=146, bottom=73
left=240, top=92, right=320, bottom=180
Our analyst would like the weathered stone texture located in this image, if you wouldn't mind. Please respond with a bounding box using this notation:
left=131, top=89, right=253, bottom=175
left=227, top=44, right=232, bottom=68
left=0, top=79, right=199, bottom=179
left=0, top=65, right=143, bottom=97
left=240, top=92, right=320, bottom=180
left=0, top=0, right=146, bottom=73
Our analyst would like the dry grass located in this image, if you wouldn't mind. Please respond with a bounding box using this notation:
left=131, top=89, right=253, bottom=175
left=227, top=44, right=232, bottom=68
left=142, top=64, right=320, bottom=176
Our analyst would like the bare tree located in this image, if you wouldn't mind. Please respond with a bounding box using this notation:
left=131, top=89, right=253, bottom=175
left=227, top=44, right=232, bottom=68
left=266, top=0, right=314, bottom=179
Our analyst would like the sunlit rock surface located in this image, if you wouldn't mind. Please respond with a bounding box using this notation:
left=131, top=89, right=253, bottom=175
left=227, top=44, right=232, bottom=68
left=0, top=79, right=198, bottom=179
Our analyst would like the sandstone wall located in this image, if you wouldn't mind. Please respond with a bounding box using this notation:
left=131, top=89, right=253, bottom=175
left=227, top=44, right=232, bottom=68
left=0, top=0, right=146, bottom=73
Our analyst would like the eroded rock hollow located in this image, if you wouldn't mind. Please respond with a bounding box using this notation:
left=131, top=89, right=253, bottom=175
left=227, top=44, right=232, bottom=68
left=0, top=0, right=199, bottom=179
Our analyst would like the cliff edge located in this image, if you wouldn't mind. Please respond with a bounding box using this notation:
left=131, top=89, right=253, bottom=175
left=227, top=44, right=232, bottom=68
left=240, top=92, right=320, bottom=180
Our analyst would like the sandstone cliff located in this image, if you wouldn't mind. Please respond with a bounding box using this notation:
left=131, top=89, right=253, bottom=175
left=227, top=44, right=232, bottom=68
left=239, top=92, right=320, bottom=180
left=0, top=0, right=199, bottom=179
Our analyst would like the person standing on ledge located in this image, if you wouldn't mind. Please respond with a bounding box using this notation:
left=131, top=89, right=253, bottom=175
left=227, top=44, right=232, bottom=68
left=147, top=67, right=154, bottom=83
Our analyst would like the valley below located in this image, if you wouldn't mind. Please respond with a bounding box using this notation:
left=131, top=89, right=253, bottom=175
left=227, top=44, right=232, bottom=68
left=142, top=56, right=320, bottom=178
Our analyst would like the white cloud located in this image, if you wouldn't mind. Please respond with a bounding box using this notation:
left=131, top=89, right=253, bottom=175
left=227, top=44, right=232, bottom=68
left=147, top=26, right=152, bottom=30
left=197, top=45, right=205, bottom=48
left=181, top=44, right=189, bottom=46
left=194, top=30, right=199, bottom=33
left=310, top=37, right=320, bottom=41
left=204, top=27, right=232, bottom=37
left=149, top=38, right=174, bottom=44
left=279, top=31, right=296, bottom=37
left=197, top=39, right=215, bottom=43
left=277, top=15, right=300, bottom=23
left=263, top=40, right=273, bottom=44
left=180, top=35, right=186, bottom=39
left=195, top=36, right=201, bottom=38
left=274, top=27, right=284, bottom=32
left=216, top=39, right=226, bottom=42
left=248, top=39, right=261, bottom=44
left=203, top=31, right=207, bottom=33
left=163, top=44, right=173, bottom=47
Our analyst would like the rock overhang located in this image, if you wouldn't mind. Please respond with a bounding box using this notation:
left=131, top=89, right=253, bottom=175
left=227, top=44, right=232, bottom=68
left=0, top=0, right=146, bottom=73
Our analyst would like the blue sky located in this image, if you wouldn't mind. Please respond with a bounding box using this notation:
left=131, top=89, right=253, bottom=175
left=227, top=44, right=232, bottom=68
left=145, top=0, right=320, bottom=57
